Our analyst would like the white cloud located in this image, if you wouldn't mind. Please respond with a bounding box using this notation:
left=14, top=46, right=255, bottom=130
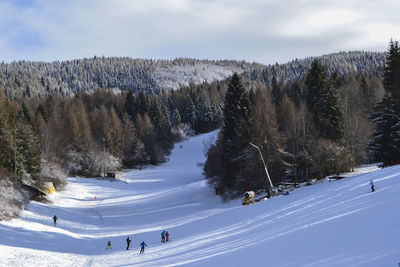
left=280, top=9, right=364, bottom=37
left=0, top=0, right=399, bottom=64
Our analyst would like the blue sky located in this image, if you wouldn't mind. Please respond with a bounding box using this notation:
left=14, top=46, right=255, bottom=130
left=0, top=0, right=399, bottom=64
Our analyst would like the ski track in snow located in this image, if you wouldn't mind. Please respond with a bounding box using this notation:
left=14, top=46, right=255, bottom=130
left=1, top=131, right=400, bottom=266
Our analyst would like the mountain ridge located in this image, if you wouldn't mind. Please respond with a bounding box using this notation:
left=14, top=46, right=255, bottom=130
left=1, top=51, right=385, bottom=99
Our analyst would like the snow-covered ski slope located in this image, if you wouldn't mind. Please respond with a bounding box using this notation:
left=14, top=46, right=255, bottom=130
left=1, top=131, right=400, bottom=267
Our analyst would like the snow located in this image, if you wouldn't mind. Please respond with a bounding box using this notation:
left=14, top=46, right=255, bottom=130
left=152, top=64, right=242, bottom=91
left=1, top=131, right=400, bottom=266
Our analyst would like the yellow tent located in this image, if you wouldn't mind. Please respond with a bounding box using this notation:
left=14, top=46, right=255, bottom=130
left=42, top=182, right=56, bottom=194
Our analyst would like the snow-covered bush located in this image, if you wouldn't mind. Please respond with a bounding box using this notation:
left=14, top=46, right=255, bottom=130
left=67, top=150, right=122, bottom=177
left=0, top=171, right=26, bottom=220
left=41, top=159, right=68, bottom=191
left=171, top=123, right=194, bottom=141
left=310, top=139, right=346, bottom=179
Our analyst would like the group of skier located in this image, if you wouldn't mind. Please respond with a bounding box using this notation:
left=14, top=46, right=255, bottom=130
left=161, top=230, right=170, bottom=243
left=104, top=230, right=170, bottom=254
left=51, top=179, right=376, bottom=255
left=106, top=238, right=149, bottom=253
left=52, top=214, right=169, bottom=254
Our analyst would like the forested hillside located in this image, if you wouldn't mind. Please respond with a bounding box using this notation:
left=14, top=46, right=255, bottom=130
left=204, top=43, right=400, bottom=200
left=0, top=50, right=390, bottom=218
left=1, top=58, right=260, bottom=98
left=1, top=52, right=385, bottom=99
left=0, top=82, right=225, bottom=219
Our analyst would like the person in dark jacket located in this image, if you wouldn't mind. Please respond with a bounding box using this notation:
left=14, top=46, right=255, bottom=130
left=126, top=237, right=131, bottom=250
left=139, top=241, right=147, bottom=254
left=166, top=231, right=170, bottom=242
left=106, top=241, right=111, bottom=249
left=161, top=230, right=166, bottom=243
left=53, top=215, right=58, bottom=226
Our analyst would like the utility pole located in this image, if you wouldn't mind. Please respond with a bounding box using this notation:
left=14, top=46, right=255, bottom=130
left=41, top=132, right=44, bottom=158
left=250, top=143, right=274, bottom=198
left=14, top=127, right=17, bottom=177
left=103, top=138, right=106, bottom=177
left=111, top=136, right=114, bottom=156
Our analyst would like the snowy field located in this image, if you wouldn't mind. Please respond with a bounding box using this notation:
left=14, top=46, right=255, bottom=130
left=1, top=131, right=400, bottom=266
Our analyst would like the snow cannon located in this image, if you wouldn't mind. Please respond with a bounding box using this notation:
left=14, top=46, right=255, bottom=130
left=241, top=191, right=255, bottom=205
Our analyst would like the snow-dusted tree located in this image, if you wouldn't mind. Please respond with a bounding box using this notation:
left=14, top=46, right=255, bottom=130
left=15, top=110, right=42, bottom=185
left=370, top=40, right=400, bottom=166
left=135, top=113, right=156, bottom=163
left=204, top=73, right=252, bottom=197
left=271, top=75, right=283, bottom=105
left=121, top=112, right=145, bottom=167
left=305, top=60, right=343, bottom=140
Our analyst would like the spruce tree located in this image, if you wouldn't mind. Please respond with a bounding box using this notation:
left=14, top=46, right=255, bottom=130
left=383, top=40, right=400, bottom=99
left=125, top=91, right=136, bottom=119
left=0, top=117, right=14, bottom=173
left=121, top=112, right=144, bottom=167
left=15, top=111, right=42, bottom=184
left=305, top=60, right=343, bottom=140
left=370, top=98, right=400, bottom=165
left=370, top=40, right=400, bottom=166
left=271, top=76, right=283, bottom=105
left=172, top=108, right=182, bottom=129
left=219, top=73, right=251, bottom=191
left=0, top=93, right=14, bottom=173
left=137, top=91, right=149, bottom=115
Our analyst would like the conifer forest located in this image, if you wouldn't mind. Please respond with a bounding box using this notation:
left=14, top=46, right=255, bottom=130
left=1, top=43, right=400, bottom=218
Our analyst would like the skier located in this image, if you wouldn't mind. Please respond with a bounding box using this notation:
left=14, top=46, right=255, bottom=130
left=106, top=241, right=111, bottom=249
left=139, top=241, right=147, bottom=254
left=370, top=180, right=375, bottom=192
left=161, top=230, right=166, bottom=243
left=166, top=231, right=169, bottom=242
left=126, top=236, right=131, bottom=250
left=53, top=215, right=58, bottom=226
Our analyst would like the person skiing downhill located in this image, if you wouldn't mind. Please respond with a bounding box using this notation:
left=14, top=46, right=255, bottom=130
left=53, top=215, right=58, bottom=226
left=126, top=237, right=131, bottom=250
left=370, top=180, right=375, bottom=192
left=139, top=241, right=147, bottom=254
left=161, top=230, right=166, bottom=243
left=166, top=231, right=169, bottom=242
left=106, top=241, right=111, bottom=249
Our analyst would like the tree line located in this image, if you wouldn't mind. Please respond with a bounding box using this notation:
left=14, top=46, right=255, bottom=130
left=203, top=45, right=393, bottom=199
left=369, top=40, right=400, bottom=166
left=0, top=48, right=391, bottom=218
left=0, top=52, right=384, bottom=100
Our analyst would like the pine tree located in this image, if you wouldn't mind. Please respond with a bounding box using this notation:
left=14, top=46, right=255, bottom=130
left=125, top=91, right=136, bottom=119
left=137, top=91, right=149, bottom=115
left=383, top=40, right=400, bottom=99
left=135, top=113, right=155, bottom=163
left=151, top=100, right=172, bottom=150
left=370, top=40, right=400, bottom=166
left=172, top=108, right=182, bottom=129
left=246, top=88, right=283, bottom=193
left=218, top=73, right=251, bottom=192
left=0, top=116, right=14, bottom=173
left=184, top=97, right=197, bottom=130
left=370, top=98, right=400, bottom=165
left=121, top=112, right=144, bottom=167
left=271, top=76, right=283, bottom=105
left=0, top=93, right=14, bottom=172
left=15, top=111, right=42, bottom=184
left=305, top=60, right=343, bottom=140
